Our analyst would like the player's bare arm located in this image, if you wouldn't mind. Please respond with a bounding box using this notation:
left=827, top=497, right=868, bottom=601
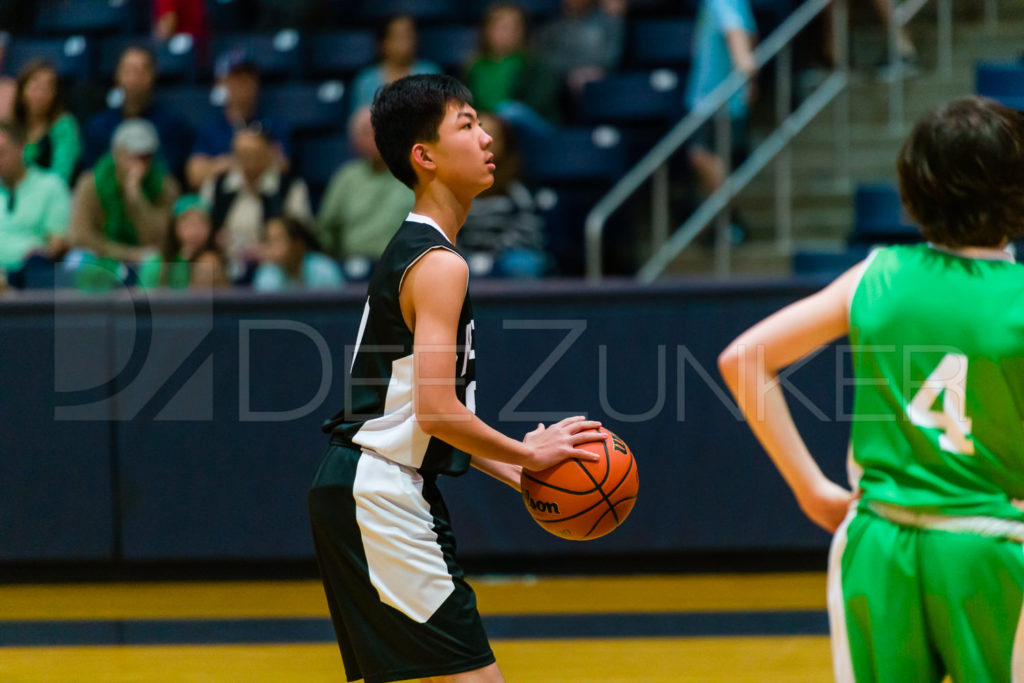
left=401, top=248, right=604, bottom=477
left=718, top=263, right=864, bottom=532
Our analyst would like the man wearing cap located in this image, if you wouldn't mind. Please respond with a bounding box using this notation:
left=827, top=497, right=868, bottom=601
left=0, top=121, right=72, bottom=272
left=82, top=45, right=192, bottom=179
left=69, top=118, right=180, bottom=263
left=185, top=52, right=292, bottom=190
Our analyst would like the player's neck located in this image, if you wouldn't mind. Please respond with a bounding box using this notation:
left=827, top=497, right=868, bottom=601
left=412, top=183, right=473, bottom=244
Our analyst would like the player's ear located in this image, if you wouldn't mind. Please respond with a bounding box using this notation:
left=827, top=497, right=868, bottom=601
left=411, top=143, right=435, bottom=174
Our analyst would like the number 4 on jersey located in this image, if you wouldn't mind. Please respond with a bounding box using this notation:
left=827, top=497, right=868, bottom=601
left=906, top=352, right=974, bottom=455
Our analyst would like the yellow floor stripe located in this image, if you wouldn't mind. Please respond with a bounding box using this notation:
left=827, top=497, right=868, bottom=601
left=0, top=636, right=834, bottom=682
left=0, top=573, right=827, bottom=621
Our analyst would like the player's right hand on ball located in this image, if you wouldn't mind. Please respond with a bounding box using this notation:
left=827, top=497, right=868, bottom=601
left=522, top=416, right=605, bottom=471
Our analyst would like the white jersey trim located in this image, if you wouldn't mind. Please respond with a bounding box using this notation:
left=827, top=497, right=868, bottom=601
left=827, top=506, right=858, bottom=683
left=406, top=212, right=453, bottom=244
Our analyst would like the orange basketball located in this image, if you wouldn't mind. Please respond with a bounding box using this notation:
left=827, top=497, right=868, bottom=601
left=521, top=427, right=639, bottom=541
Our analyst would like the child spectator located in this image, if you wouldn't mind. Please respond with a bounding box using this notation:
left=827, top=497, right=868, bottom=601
left=137, top=194, right=217, bottom=288
left=316, top=106, right=413, bottom=265
left=13, top=59, right=82, bottom=186
left=69, top=118, right=180, bottom=264
left=253, top=215, right=344, bottom=291
left=189, top=246, right=229, bottom=288
left=464, top=4, right=562, bottom=126
left=459, top=113, right=547, bottom=278
left=0, top=122, right=72, bottom=273
left=349, top=15, right=442, bottom=114
left=534, top=0, right=626, bottom=94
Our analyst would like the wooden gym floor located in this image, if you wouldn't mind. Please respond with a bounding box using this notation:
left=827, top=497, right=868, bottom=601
left=0, top=573, right=834, bottom=681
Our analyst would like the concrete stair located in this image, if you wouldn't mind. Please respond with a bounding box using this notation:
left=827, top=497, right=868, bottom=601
left=659, top=0, right=1024, bottom=278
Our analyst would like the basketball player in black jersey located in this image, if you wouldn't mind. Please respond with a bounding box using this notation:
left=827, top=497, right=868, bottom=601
left=309, top=74, right=606, bottom=683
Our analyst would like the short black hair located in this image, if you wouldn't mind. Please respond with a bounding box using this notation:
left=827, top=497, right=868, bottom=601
left=370, top=74, right=473, bottom=189
left=898, top=96, right=1024, bottom=248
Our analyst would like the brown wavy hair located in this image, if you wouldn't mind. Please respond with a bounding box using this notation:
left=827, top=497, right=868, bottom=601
left=897, top=96, right=1024, bottom=248
left=13, top=59, right=65, bottom=128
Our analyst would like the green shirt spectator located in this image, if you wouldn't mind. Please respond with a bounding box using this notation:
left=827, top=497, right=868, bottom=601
left=24, top=113, right=81, bottom=185
left=13, top=60, right=82, bottom=185
left=137, top=194, right=214, bottom=289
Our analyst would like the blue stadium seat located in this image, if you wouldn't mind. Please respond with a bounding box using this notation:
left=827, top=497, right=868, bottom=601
left=260, top=82, right=348, bottom=133
left=212, top=32, right=304, bottom=80
left=33, top=0, right=135, bottom=35
left=792, top=246, right=871, bottom=277
left=975, top=62, right=1024, bottom=110
left=307, top=31, right=376, bottom=78
left=628, top=19, right=694, bottom=69
left=581, top=71, right=684, bottom=124
left=852, top=183, right=919, bottom=245
left=520, top=126, right=627, bottom=185
left=99, top=36, right=198, bottom=83
left=153, top=85, right=221, bottom=129
left=419, top=26, right=477, bottom=72
left=296, top=132, right=352, bottom=196
left=358, top=0, right=461, bottom=23
left=3, top=37, right=93, bottom=81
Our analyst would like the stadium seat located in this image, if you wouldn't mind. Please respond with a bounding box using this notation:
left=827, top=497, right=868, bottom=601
left=418, top=26, right=477, bottom=72
left=3, top=37, right=93, bottom=81
left=975, top=62, right=1024, bottom=111
left=628, top=19, right=694, bottom=69
left=520, top=126, right=627, bottom=185
left=212, top=32, right=304, bottom=80
left=851, top=183, right=919, bottom=245
left=295, top=132, right=352, bottom=198
left=205, top=0, right=244, bottom=32
left=307, top=31, right=376, bottom=78
left=99, top=36, right=198, bottom=83
left=357, top=0, right=461, bottom=24
left=153, top=85, right=221, bottom=128
left=792, top=246, right=871, bottom=277
left=260, top=82, right=348, bottom=133
left=33, top=0, right=135, bottom=36
left=581, top=71, right=684, bottom=124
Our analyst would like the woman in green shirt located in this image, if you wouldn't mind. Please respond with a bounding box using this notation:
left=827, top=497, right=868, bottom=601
left=138, top=194, right=219, bottom=289
left=13, top=59, right=82, bottom=186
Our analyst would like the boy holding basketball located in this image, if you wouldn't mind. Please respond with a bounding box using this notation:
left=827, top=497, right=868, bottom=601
left=309, top=74, right=604, bottom=683
left=719, top=96, right=1024, bottom=682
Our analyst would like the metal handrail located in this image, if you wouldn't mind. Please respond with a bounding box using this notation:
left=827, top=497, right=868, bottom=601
left=585, top=0, right=847, bottom=281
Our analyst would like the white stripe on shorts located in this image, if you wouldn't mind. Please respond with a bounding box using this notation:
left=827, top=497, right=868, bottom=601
left=827, top=506, right=858, bottom=683
left=353, top=451, right=455, bottom=623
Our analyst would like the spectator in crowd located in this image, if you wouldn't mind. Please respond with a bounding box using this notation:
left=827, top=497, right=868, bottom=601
left=189, top=246, right=229, bottom=287
left=349, top=15, right=442, bottom=114
left=684, top=0, right=756, bottom=244
left=464, top=4, right=562, bottom=126
left=871, top=0, right=917, bottom=80
left=316, top=106, right=413, bottom=266
left=186, top=53, right=292, bottom=190
left=0, top=122, right=72, bottom=272
left=253, top=215, right=343, bottom=291
left=137, top=194, right=217, bottom=288
left=82, top=45, right=192, bottom=179
left=458, top=113, right=548, bottom=278
left=534, top=0, right=626, bottom=94
left=0, top=33, right=15, bottom=121
left=153, top=0, right=209, bottom=46
left=12, top=59, right=82, bottom=185
left=69, top=118, right=180, bottom=264
left=201, top=126, right=311, bottom=271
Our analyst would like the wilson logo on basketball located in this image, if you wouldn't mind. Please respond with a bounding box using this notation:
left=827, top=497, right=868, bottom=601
left=524, top=490, right=560, bottom=515
left=611, top=433, right=628, bottom=455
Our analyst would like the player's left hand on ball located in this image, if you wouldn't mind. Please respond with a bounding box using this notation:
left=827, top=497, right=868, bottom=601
left=522, top=416, right=603, bottom=470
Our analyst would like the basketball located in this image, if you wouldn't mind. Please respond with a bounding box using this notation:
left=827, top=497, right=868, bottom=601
left=521, top=427, right=639, bottom=541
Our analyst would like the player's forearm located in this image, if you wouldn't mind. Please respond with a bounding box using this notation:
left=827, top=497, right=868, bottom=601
left=417, top=400, right=535, bottom=468
left=471, top=456, right=523, bottom=491
left=725, top=29, right=756, bottom=75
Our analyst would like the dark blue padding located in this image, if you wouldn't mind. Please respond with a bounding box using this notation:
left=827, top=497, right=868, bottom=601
left=153, top=85, right=220, bottom=129
left=852, top=182, right=919, bottom=243
left=33, top=0, right=135, bottom=36
left=976, top=62, right=1024, bottom=107
left=792, top=247, right=871, bottom=277
left=3, top=37, right=94, bottom=81
left=418, top=25, right=478, bottom=72
left=211, top=33, right=304, bottom=80
left=306, top=31, right=376, bottom=78
left=98, top=36, right=198, bottom=83
left=628, top=19, right=694, bottom=69
left=581, top=71, right=685, bottom=124
left=259, top=82, right=348, bottom=133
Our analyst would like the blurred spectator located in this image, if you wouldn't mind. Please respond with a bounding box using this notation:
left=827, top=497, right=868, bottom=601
left=137, top=194, right=217, bottom=288
left=534, top=0, right=626, bottom=94
left=69, top=118, right=180, bottom=263
left=316, top=106, right=413, bottom=265
left=201, top=126, right=312, bottom=270
left=186, top=54, right=292, bottom=190
left=871, top=0, right=917, bottom=80
left=350, top=15, right=442, bottom=114
left=685, top=0, right=756, bottom=235
left=82, top=45, right=192, bottom=179
left=458, top=114, right=547, bottom=278
left=0, top=122, right=72, bottom=272
left=0, top=33, right=16, bottom=121
left=465, top=4, right=562, bottom=125
left=253, top=215, right=344, bottom=291
left=13, top=60, right=82, bottom=185
left=190, top=246, right=230, bottom=287
left=153, top=0, right=209, bottom=45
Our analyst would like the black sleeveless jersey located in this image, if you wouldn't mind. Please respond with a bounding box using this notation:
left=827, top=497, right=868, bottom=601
left=322, top=215, right=476, bottom=476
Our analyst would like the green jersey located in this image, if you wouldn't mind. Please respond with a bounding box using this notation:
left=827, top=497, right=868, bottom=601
left=848, top=244, right=1024, bottom=520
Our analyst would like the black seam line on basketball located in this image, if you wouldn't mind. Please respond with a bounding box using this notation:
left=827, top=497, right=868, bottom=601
left=574, top=441, right=619, bottom=526
left=533, top=456, right=636, bottom=525
left=582, top=495, right=639, bottom=539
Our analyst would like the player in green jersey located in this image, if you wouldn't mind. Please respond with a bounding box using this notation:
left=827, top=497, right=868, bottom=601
left=719, top=96, right=1024, bottom=682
